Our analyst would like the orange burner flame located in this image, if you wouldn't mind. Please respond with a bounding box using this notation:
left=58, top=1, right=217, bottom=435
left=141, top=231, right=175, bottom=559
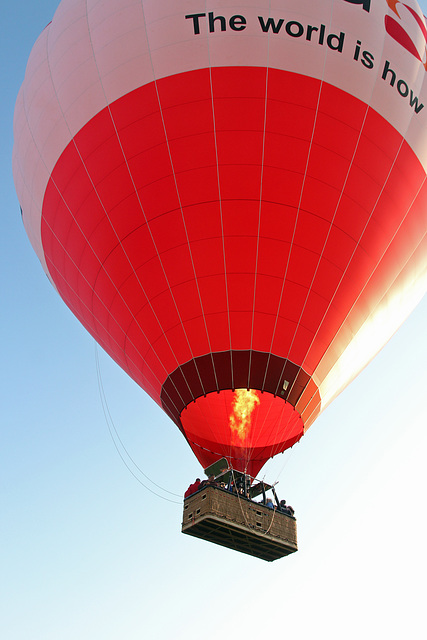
left=229, top=389, right=260, bottom=445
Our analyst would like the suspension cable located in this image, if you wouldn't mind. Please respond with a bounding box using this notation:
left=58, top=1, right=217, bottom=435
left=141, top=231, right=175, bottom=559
left=94, top=343, right=182, bottom=504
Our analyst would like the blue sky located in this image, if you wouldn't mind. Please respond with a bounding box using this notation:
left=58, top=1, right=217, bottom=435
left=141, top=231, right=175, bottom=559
left=1, top=2, right=426, bottom=639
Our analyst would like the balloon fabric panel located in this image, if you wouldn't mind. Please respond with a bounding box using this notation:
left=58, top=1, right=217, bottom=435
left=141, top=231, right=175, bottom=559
left=39, top=66, right=427, bottom=471
left=14, top=0, right=427, bottom=473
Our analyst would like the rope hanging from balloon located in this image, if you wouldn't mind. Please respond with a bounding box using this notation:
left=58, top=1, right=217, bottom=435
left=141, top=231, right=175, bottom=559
left=94, top=343, right=182, bottom=504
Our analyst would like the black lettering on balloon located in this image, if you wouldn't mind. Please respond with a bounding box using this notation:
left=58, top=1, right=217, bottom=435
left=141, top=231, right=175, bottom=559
left=258, top=16, right=284, bottom=33
left=382, top=61, right=424, bottom=112
left=186, top=11, right=247, bottom=34
left=382, top=60, right=396, bottom=86
left=327, top=32, right=345, bottom=52
left=354, top=40, right=361, bottom=60
left=354, top=40, right=374, bottom=67
left=285, top=21, right=304, bottom=38
left=410, top=92, right=424, bottom=114
left=397, top=80, right=409, bottom=97
left=185, top=13, right=206, bottom=35
left=230, top=15, right=247, bottom=31
left=208, top=12, right=226, bottom=32
left=306, top=25, right=319, bottom=42
left=361, top=50, right=374, bottom=69
left=343, top=0, right=371, bottom=12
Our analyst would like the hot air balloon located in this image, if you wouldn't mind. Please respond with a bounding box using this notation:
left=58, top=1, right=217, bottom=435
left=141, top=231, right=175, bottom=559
left=13, top=0, right=427, bottom=559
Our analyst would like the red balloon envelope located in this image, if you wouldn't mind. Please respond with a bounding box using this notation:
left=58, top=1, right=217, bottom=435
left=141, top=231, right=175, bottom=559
left=13, top=0, right=427, bottom=476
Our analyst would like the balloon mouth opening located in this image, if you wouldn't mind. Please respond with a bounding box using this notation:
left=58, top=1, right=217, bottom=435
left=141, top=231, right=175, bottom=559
left=180, top=388, right=304, bottom=475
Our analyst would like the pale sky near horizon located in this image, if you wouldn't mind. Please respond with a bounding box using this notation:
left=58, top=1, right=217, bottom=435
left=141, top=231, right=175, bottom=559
left=1, top=2, right=426, bottom=639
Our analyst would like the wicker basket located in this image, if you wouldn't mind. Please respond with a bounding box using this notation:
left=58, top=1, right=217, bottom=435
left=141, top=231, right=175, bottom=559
left=182, top=485, right=297, bottom=561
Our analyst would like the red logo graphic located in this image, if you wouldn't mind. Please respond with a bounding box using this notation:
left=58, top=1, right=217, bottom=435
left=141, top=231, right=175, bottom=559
left=385, top=0, right=427, bottom=69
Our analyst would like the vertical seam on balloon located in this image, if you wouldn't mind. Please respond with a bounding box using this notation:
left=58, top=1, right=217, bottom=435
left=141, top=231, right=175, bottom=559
left=38, top=3, right=187, bottom=410
left=258, top=2, right=353, bottom=458
left=247, top=0, right=272, bottom=396
left=280, top=0, right=389, bottom=404
left=302, top=219, right=427, bottom=429
left=81, top=0, right=199, bottom=401
left=135, top=2, right=230, bottom=462
left=129, top=0, right=218, bottom=404
left=135, top=0, right=224, bottom=458
left=284, top=107, right=372, bottom=400
left=202, top=0, right=235, bottom=466
left=260, top=73, right=323, bottom=395
left=295, top=6, right=423, bottom=421
left=304, top=36, right=427, bottom=382
left=17, top=133, right=181, bottom=412
left=276, top=0, right=405, bottom=426
left=259, top=12, right=330, bottom=433
left=246, top=24, right=278, bottom=466
left=204, top=5, right=234, bottom=391
left=42, top=238, right=174, bottom=406
left=262, top=2, right=338, bottom=459
left=309, top=166, right=427, bottom=414
left=300, top=144, right=426, bottom=423
left=305, top=135, right=427, bottom=416
left=149, top=83, right=218, bottom=396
